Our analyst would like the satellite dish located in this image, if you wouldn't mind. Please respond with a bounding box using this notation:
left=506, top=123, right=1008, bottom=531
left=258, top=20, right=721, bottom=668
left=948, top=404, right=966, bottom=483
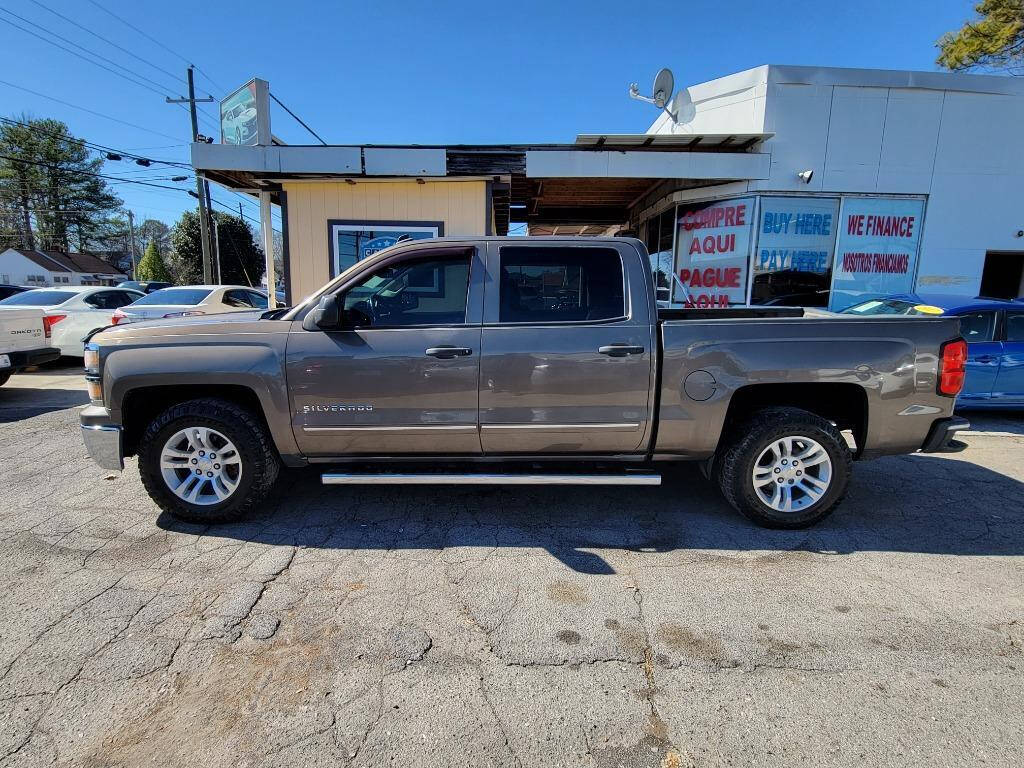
left=652, top=68, right=674, bottom=109
left=628, top=68, right=677, bottom=118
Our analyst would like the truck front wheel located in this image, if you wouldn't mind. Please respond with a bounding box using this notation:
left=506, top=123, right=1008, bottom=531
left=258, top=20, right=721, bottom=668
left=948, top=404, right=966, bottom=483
left=138, top=398, right=280, bottom=523
left=715, top=407, right=852, bottom=529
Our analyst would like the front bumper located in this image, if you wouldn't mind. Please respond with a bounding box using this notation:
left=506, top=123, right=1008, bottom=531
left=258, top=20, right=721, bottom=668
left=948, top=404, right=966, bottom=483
left=920, top=416, right=970, bottom=453
left=81, top=405, right=123, bottom=471
left=1, top=346, right=60, bottom=371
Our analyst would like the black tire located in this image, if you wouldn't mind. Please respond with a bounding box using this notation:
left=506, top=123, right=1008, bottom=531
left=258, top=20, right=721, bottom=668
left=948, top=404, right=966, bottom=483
left=0, top=372, right=10, bottom=387
left=138, top=398, right=280, bottom=523
left=714, top=407, right=852, bottom=529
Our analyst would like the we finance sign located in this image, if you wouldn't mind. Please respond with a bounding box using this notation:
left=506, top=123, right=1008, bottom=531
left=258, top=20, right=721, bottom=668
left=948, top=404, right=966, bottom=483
left=673, top=198, right=754, bottom=307
left=828, top=198, right=925, bottom=311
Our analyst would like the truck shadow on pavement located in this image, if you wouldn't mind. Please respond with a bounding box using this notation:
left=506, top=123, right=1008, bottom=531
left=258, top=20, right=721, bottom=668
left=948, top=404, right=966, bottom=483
left=156, top=451, right=1024, bottom=574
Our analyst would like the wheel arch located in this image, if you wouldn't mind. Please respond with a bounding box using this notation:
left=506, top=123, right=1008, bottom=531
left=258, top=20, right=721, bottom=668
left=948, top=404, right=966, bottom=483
left=720, top=382, right=868, bottom=457
left=118, top=381, right=302, bottom=465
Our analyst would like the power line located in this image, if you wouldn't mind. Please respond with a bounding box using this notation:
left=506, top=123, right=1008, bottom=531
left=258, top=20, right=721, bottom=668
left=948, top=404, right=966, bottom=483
left=84, top=0, right=228, bottom=96
left=0, top=154, right=192, bottom=192
left=0, top=9, right=220, bottom=134
left=0, top=79, right=188, bottom=142
left=0, top=116, right=193, bottom=168
left=0, top=9, right=178, bottom=99
left=27, top=0, right=189, bottom=89
left=269, top=92, right=327, bottom=145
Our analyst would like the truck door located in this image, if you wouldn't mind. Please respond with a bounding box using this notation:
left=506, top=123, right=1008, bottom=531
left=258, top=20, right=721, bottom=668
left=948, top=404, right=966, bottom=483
left=993, top=310, right=1024, bottom=405
left=956, top=310, right=1000, bottom=406
left=286, top=245, right=484, bottom=457
left=478, top=242, right=655, bottom=454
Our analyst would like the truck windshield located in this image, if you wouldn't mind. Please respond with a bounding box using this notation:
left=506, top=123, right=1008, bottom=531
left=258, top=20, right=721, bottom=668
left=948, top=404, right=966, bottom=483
left=131, top=288, right=213, bottom=306
left=0, top=290, right=78, bottom=306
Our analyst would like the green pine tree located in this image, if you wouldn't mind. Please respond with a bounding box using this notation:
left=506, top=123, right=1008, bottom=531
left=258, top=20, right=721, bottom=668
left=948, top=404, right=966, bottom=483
left=937, top=0, right=1024, bottom=73
left=136, top=240, right=171, bottom=282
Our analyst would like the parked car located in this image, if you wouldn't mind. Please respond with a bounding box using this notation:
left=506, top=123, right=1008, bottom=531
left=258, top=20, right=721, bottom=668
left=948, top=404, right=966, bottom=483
left=842, top=293, right=1023, bottom=409
left=0, top=307, right=59, bottom=386
left=0, top=286, right=144, bottom=357
left=0, top=284, right=27, bottom=301
left=80, top=237, right=968, bottom=530
left=111, top=285, right=269, bottom=325
left=118, top=280, right=172, bottom=294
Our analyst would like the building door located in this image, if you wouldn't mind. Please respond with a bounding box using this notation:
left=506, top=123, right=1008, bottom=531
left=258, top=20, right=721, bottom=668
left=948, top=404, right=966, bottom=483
left=994, top=310, right=1024, bottom=405
left=956, top=310, right=1001, bottom=406
left=979, top=252, right=1024, bottom=300
left=478, top=242, right=655, bottom=454
left=286, top=246, right=484, bottom=457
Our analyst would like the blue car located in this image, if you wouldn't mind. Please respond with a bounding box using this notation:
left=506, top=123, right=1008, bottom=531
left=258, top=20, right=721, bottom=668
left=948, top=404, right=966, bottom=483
left=842, top=293, right=1024, bottom=410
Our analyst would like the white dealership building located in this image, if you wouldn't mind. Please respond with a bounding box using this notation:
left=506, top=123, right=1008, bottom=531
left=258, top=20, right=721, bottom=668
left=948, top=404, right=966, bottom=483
left=194, top=64, right=1024, bottom=309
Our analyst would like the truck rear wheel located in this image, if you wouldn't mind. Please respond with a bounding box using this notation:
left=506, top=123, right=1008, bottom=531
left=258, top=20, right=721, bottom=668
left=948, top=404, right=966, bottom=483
left=715, top=407, right=852, bottom=529
left=138, top=398, right=280, bottom=523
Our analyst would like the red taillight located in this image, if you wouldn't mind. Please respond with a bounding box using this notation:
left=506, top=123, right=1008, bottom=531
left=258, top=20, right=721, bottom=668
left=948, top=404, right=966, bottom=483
left=938, top=338, right=967, bottom=396
left=42, top=314, right=65, bottom=338
left=111, top=309, right=125, bottom=325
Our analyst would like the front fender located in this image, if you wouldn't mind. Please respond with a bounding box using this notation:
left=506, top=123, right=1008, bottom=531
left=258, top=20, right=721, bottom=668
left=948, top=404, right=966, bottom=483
left=103, top=339, right=301, bottom=462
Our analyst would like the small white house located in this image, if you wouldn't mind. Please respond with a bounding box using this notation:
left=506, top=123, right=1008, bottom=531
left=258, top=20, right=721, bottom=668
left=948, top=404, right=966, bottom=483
left=0, top=248, right=128, bottom=287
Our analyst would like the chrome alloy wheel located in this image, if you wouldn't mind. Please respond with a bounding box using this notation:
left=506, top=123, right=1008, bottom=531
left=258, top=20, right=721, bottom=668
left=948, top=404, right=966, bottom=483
left=751, top=436, right=832, bottom=513
left=160, top=427, right=242, bottom=506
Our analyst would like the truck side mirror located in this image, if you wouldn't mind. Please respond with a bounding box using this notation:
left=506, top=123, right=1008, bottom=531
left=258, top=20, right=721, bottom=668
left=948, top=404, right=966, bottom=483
left=302, top=294, right=341, bottom=331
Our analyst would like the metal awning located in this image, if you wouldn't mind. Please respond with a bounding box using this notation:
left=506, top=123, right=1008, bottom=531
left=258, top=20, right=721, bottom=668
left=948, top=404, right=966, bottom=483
left=574, top=132, right=772, bottom=150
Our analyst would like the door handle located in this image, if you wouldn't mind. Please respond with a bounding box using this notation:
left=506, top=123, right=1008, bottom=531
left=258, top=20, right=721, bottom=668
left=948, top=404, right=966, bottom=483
left=975, top=355, right=998, bottom=364
left=425, top=346, right=473, bottom=359
left=598, top=344, right=645, bottom=357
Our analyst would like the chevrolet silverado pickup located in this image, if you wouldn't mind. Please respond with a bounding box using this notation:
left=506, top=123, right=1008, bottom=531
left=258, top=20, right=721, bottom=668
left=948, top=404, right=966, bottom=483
left=80, top=237, right=969, bottom=529
left=0, top=308, right=59, bottom=386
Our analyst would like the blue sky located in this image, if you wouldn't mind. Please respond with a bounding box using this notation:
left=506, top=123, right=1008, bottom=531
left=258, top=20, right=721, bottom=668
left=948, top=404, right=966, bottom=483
left=1, top=0, right=977, bottom=229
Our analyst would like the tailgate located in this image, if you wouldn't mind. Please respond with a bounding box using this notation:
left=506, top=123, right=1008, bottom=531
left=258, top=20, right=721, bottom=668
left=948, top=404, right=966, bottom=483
left=0, top=308, right=45, bottom=354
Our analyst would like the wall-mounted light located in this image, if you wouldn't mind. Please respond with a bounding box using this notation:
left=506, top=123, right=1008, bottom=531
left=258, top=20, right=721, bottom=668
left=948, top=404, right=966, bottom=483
left=797, top=169, right=814, bottom=184
left=416, top=178, right=426, bottom=185
left=344, top=178, right=357, bottom=185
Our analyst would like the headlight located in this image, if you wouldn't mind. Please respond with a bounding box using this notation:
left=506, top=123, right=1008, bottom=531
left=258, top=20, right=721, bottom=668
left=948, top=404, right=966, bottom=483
left=84, top=345, right=99, bottom=373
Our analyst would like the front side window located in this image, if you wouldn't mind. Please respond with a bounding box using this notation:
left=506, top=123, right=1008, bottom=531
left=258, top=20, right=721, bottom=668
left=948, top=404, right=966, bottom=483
left=246, top=291, right=269, bottom=309
left=339, top=252, right=471, bottom=328
left=498, top=246, right=625, bottom=323
left=957, top=311, right=996, bottom=343
left=1006, top=312, right=1024, bottom=342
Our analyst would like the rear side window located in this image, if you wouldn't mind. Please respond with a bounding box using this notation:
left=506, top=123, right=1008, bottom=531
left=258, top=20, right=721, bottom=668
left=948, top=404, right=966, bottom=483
left=957, top=311, right=996, bottom=342
left=1006, top=312, right=1024, bottom=342
left=223, top=290, right=254, bottom=308
left=498, top=246, right=624, bottom=323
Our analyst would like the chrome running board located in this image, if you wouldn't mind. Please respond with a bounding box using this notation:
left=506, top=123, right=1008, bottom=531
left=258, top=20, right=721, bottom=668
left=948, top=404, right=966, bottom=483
left=321, top=473, right=661, bottom=486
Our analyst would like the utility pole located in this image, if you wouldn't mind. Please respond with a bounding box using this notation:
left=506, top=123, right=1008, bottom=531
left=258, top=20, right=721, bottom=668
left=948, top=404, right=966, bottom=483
left=212, top=216, right=222, bottom=284
left=126, top=210, right=138, bottom=279
left=203, top=180, right=219, bottom=284
left=167, top=67, right=215, bottom=284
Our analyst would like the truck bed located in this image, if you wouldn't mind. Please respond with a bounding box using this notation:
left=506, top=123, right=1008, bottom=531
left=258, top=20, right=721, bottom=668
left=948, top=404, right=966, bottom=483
left=654, top=313, right=963, bottom=459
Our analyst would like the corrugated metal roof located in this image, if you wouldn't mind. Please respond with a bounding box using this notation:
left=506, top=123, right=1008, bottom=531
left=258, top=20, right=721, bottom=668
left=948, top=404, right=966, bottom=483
left=574, top=133, right=772, bottom=149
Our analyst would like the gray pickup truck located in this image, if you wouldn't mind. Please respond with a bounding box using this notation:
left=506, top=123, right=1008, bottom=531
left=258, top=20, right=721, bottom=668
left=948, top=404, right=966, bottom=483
left=80, top=236, right=968, bottom=529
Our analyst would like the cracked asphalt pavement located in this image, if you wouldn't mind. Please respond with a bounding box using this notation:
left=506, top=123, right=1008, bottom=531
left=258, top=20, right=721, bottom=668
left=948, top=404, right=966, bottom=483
left=1, top=364, right=1023, bottom=767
